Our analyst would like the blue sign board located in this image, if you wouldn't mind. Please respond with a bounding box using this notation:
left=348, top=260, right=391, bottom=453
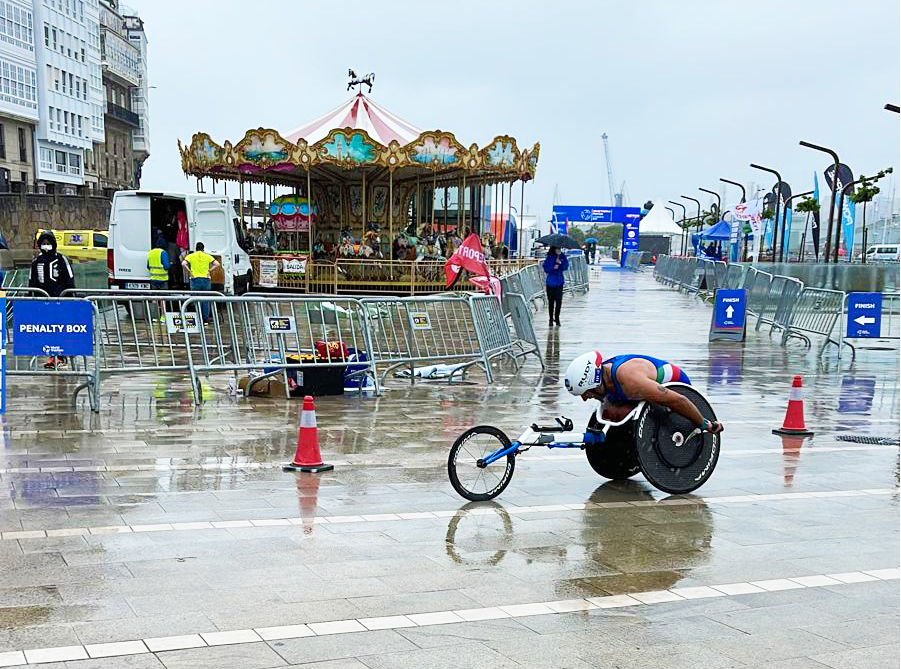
left=552, top=205, right=642, bottom=224
left=714, top=289, right=746, bottom=329
left=709, top=288, right=747, bottom=342
left=846, top=292, right=882, bottom=338
left=13, top=301, right=94, bottom=357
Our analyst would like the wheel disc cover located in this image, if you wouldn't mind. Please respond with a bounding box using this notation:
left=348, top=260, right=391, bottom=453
left=635, top=385, right=720, bottom=493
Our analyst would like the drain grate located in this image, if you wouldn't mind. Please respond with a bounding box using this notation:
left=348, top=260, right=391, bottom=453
left=836, top=435, right=900, bottom=446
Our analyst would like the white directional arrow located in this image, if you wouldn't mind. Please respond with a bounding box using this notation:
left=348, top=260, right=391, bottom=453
left=725, top=305, right=734, bottom=318
left=854, top=315, right=876, bottom=325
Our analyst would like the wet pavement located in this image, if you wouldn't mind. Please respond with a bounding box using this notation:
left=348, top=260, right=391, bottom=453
left=0, top=267, right=898, bottom=668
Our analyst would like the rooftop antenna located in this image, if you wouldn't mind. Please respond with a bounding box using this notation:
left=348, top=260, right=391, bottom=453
left=347, top=69, right=375, bottom=93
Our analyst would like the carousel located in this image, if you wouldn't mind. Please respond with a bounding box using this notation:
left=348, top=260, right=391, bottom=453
left=177, top=72, right=540, bottom=294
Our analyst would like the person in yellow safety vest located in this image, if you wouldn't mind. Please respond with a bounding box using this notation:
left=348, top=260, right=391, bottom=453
left=148, top=233, right=170, bottom=290
left=182, top=241, right=220, bottom=322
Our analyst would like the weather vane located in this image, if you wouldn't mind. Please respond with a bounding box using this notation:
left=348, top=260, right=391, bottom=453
left=347, top=69, right=375, bottom=93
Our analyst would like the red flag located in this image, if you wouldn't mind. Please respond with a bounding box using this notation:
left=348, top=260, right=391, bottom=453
left=445, top=233, right=490, bottom=287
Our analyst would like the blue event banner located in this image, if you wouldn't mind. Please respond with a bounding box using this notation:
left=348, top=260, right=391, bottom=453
left=13, top=300, right=94, bottom=357
left=552, top=206, right=641, bottom=224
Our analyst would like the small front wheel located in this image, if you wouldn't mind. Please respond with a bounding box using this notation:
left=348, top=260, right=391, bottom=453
left=448, top=426, right=516, bottom=501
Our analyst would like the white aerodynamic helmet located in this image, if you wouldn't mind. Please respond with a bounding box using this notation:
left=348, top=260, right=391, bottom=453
left=563, top=351, right=604, bottom=396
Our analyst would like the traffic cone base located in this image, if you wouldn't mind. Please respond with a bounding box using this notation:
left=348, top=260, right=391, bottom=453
left=283, top=462, right=334, bottom=473
left=774, top=375, right=814, bottom=436
left=285, top=395, right=333, bottom=473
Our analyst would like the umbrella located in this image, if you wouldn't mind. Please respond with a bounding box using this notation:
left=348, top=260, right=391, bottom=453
left=584, top=237, right=598, bottom=243
left=535, top=233, right=582, bottom=249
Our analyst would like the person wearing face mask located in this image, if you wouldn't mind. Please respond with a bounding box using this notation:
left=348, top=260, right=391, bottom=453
left=29, top=231, right=76, bottom=368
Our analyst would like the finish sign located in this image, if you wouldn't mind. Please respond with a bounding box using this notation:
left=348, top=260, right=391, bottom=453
left=709, top=288, right=747, bottom=342
left=846, top=292, right=882, bottom=338
left=265, top=315, right=296, bottom=334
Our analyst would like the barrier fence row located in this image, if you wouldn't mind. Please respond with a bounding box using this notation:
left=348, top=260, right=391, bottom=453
left=4, top=287, right=535, bottom=408
left=652, top=255, right=886, bottom=354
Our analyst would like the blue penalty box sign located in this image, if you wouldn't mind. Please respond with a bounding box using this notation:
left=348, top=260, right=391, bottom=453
left=13, top=300, right=94, bottom=357
left=846, top=292, right=882, bottom=338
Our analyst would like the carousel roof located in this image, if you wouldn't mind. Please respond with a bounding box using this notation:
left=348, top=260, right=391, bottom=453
left=178, top=89, right=540, bottom=186
left=285, top=93, right=422, bottom=146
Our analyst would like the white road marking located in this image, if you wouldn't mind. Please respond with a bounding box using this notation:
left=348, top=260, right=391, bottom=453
left=1, top=488, right=895, bottom=542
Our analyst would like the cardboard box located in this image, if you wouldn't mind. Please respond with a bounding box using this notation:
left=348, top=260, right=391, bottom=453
left=238, top=376, right=288, bottom=397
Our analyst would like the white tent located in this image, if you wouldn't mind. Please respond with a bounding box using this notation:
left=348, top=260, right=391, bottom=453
left=641, top=199, right=685, bottom=235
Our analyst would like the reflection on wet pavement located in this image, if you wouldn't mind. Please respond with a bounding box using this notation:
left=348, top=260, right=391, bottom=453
left=0, top=270, right=897, bottom=667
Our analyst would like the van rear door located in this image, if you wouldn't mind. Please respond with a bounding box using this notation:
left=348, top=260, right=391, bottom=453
left=191, top=196, right=231, bottom=288
left=111, top=193, right=151, bottom=283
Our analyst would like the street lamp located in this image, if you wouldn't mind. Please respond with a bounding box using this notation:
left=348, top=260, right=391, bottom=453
left=668, top=200, right=687, bottom=254
left=719, top=178, right=746, bottom=203
left=800, top=141, right=840, bottom=264
left=885, top=103, right=900, bottom=113
left=780, top=190, right=813, bottom=261
left=750, top=164, right=784, bottom=262
left=681, top=196, right=701, bottom=256
left=665, top=206, right=676, bottom=221
left=699, top=187, right=721, bottom=221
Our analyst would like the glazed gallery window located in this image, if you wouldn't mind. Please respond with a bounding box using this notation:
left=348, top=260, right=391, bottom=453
left=0, top=59, right=37, bottom=110
left=0, top=2, right=35, bottom=52
left=39, top=147, right=53, bottom=172
left=55, top=150, right=66, bottom=174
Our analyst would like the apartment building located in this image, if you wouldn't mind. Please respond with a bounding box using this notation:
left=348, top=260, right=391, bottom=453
left=0, top=0, right=39, bottom=190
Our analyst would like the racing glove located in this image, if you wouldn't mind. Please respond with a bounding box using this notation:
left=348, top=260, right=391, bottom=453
left=702, top=418, right=724, bottom=434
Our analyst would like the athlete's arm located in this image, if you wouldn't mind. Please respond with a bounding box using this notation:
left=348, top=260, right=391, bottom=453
left=616, top=369, right=706, bottom=427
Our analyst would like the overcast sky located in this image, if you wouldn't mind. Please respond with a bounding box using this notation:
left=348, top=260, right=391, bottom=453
left=137, top=0, right=900, bottom=219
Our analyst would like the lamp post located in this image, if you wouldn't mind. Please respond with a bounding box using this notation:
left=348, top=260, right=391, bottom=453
left=665, top=206, right=676, bottom=221
left=719, top=178, right=746, bottom=203
left=780, top=190, right=813, bottom=262
left=668, top=200, right=687, bottom=254
left=681, top=195, right=701, bottom=254
left=885, top=103, right=900, bottom=113
left=698, top=187, right=721, bottom=220
left=750, top=164, right=784, bottom=262
left=799, top=141, right=840, bottom=264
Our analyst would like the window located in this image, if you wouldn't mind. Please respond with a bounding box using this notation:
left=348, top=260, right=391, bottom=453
left=0, top=123, right=5, bottom=159
left=0, top=59, right=37, bottom=111
left=93, top=233, right=107, bottom=248
left=64, top=110, right=69, bottom=134
left=44, top=23, right=48, bottom=46
left=55, top=150, right=66, bottom=173
left=80, top=47, right=84, bottom=63
left=68, top=72, right=73, bottom=93
left=48, top=105, right=54, bottom=130
left=39, top=147, right=53, bottom=171
left=0, top=2, right=35, bottom=52
left=52, top=27, right=56, bottom=50
left=77, top=115, right=82, bottom=137
left=75, top=78, right=79, bottom=97
left=18, top=127, right=25, bottom=162
left=68, top=153, right=80, bottom=175
left=54, top=67, right=59, bottom=91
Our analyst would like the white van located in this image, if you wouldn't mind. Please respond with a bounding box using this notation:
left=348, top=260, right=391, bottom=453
left=108, top=191, right=253, bottom=294
left=858, top=244, right=900, bottom=262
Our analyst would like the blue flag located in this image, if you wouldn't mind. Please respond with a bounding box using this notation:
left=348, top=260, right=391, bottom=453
left=840, top=195, right=856, bottom=262
left=811, top=172, right=821, bottom=260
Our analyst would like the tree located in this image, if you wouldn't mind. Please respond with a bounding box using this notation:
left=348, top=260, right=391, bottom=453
left=596, top=224, right=624, bottom=247
left=795, top=196, right=819, bottom=215
left=850, top=167, right=893, bottom=262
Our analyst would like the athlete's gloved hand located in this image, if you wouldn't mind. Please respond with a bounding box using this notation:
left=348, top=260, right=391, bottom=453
left=702, top=419, right=724, bottom=434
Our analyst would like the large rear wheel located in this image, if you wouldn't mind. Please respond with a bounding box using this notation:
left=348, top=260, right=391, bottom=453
left=634, top=384, right=720, bottom=494
left=448, top=426, right=516, bottom=501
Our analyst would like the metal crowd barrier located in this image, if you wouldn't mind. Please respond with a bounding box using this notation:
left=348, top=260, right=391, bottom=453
left=563, top=253, right=590, bottom=294
left=5, top=296, right=101, bottom=411
left=780, top=287, right=844, bottom=350
left=504, top=292, right=543, bottom=369
left=361, top=294, right=490, bottom=385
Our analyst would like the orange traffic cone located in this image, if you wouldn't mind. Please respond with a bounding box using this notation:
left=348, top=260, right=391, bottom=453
left=284, top=396, right=334, bottom=473
left=773, top=375, right=814, bottom=437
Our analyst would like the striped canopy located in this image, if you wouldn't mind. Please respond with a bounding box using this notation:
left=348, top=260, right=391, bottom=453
left=285, top=93, right=422, bottom=146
